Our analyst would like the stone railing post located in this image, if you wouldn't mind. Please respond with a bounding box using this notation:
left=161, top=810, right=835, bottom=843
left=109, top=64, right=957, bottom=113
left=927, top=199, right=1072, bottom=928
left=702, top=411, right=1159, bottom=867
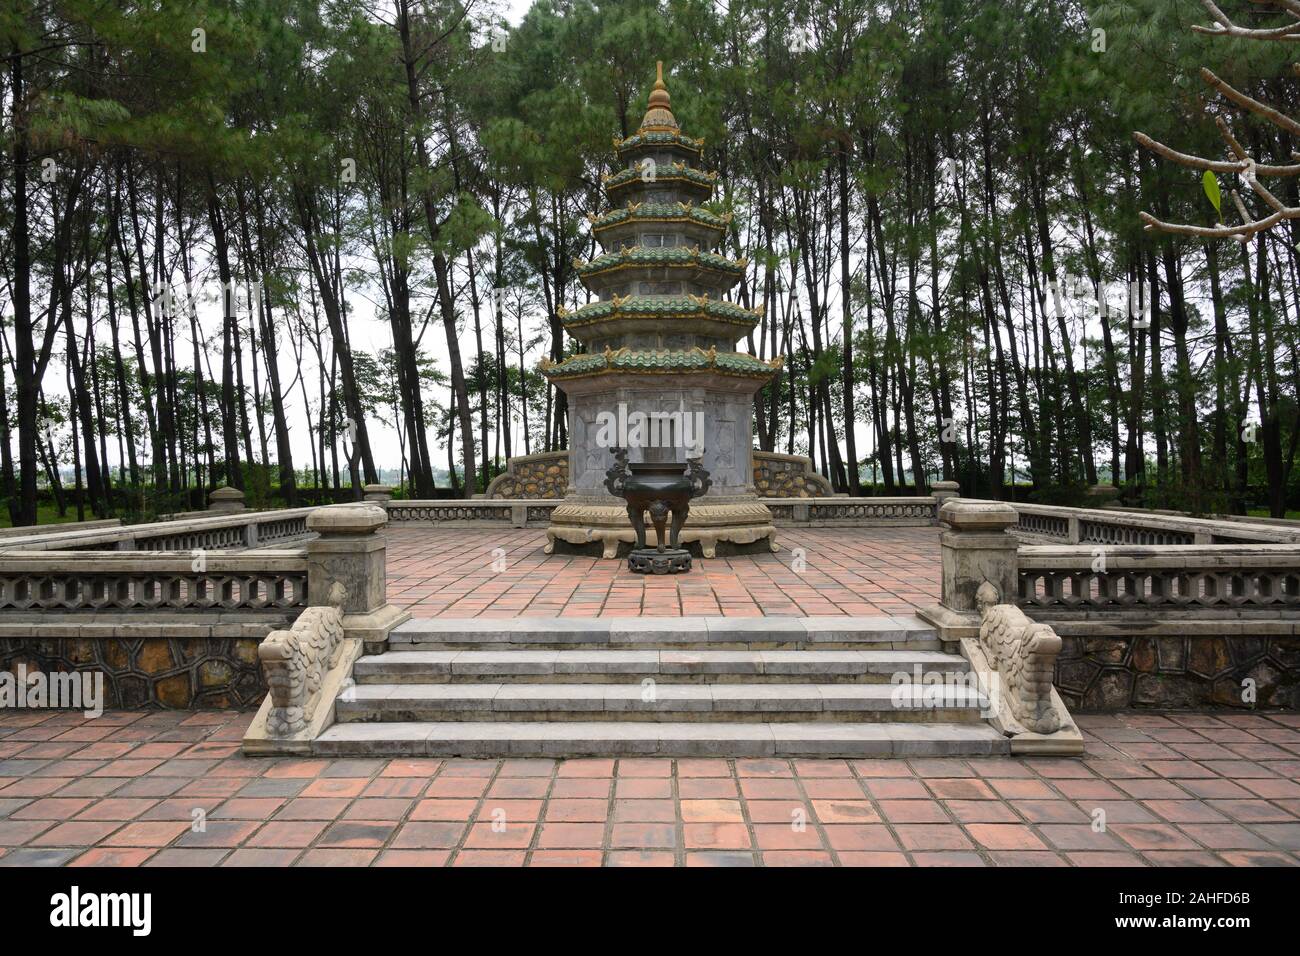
left=930, top=481, right=960, bottom=518
left=306, top=504, right=410, bottom=653
left=209, top=486, right=245, bottom=512
left=919, top=499, right=1019, bottom=641
left=363, top=484, right=393, bottom=504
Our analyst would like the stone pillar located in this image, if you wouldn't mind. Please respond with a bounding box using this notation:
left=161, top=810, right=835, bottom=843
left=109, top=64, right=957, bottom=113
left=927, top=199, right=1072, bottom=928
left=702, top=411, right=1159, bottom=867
left=918, top=499, right=1019, bottom=641
left=363, top=484, right=393, bottom=504
left=306, top=504, right=411, bottom=653
left=931, top=480, right=960, bottom=503
left=209, top=486, right=245, bottom=513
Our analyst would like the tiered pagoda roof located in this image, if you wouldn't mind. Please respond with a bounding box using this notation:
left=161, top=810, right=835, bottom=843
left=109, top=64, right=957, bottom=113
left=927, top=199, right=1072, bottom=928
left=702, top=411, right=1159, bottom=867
left=544, top=62, right=778, bottom=386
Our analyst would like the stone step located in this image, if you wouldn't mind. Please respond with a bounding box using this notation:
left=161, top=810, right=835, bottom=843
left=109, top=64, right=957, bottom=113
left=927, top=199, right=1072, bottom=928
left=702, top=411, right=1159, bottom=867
left=335, top=682, right=987, bottom=723
left=388, top=615, right=941, bottom=650
left=312, top=720, right=1010, bottom=757
left=353, top=648, right=969, bottom=684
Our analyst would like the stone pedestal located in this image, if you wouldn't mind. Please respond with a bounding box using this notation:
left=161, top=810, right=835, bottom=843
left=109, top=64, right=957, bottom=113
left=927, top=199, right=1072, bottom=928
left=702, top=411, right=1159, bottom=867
left=931, top=480, right=960, bottom=503
left=918, top=499, right=1019, bottom=642
left=363, top=484, right=393, bottom=504
left=209, top=486, right=245, bottom=513
left=306, top=505, right=410, bottom=653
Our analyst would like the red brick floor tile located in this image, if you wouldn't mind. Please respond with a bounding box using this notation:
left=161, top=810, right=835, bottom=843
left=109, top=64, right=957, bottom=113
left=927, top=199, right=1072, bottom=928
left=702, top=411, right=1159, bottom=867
left=615, top=778, right=672, bottom=799
left=556, top=759, right=616, bottom=777
left=609, top=823, right=676, bottom=848
left=30, top=822, right=121, bottom=846
left=1216, top=850, right=1296, bottom=866
left=838, top=851, right=910, bottom=866
left=862, top=778, right=929, bottom=799
left=222, top=848, right=302, bottom=866
left=463, top=821, right=535, bottom=849
left=100, top=821, right=189, bottom=847
left=535, top=823, right=605, bottom=849
left=449, top=850, right=525, bottom=866
left=1111, top=823, right=1201, bottom=851
left=391, top=822, right=468, bottom=849
left=910, top=851, right=985, bottom=866
left=145, top=848, right=227, bottom=866
left=677, top=778, right=738, bottom=799
left=879, top=800, right=949, bottom=824
left=810, top=800, right=880, bottom=824
left=926, top=778, right=996, bottom=800
left=1015, top=800, right=1090, bottom=824
left=684, top=823, right=753, bottom=850
left=735, top=759, right=794, bottom=778
left=679, top=799, right=744, bottom=824
left=605, top=849, right=674, bottom=866
left=615, top=758, right=673, bottom=777
left=550, top=778, right=612, bottom=799
left=176, top=821, right=259, bottom=848
left=966, top=824, right=1047, bottom=851
left=529, top=849, right=603, bottom=866
left=894, top=825, right=974, bottom=851
left=987, top=778, right=1056, bottom=800
left=300, top=777, right=368, bottom=799
left=425, top=777, right=491, bottom=799
left=317, top=821, right=397, bottom=848
left=68, top=847, right=157, bottom=867
left=381, top=759, right=444, bottom=778
left=794, top=758, right=853, bottom=777
left=762, top=850, right=833, bottom=866
left=943, top=800, right=1020, bottom=824
left=274, top=798, right=349, bottom=821
left=296, top=848, right=378, bottom=867
left=374, top=849, right=450, bottom=867
left=612, top=799, right=676, bottom=823
left=823, top=825, right=898, bottom=852
left=486, top=778, right=550, bottom=800
left=989, top=851, right=1066, bottom=866
left=1206, top=800, right=1293, bottom=823
left=263, top=759, right=328, bottom=779
left=248, top=821, right=328, bottom=848
left=410, top=799, right=479, bottom=822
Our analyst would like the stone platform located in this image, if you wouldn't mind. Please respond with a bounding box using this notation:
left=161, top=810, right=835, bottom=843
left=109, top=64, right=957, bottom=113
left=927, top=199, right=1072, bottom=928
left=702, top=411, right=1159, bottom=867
left=384, top=526, right=941, bottom=618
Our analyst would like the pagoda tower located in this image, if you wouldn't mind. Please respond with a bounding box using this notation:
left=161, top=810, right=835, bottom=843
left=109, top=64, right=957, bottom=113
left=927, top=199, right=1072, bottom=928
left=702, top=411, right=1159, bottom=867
left=543, top=62, right=781, bottom=559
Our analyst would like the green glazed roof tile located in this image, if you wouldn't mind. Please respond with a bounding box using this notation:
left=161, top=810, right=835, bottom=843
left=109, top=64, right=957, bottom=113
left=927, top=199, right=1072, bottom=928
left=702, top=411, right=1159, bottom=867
left=603, top=163, right=717, bottom=192
left=561, top=295, right=760, bottom=329
left=613, top=131, right=705, bottom=156
left=592, top=202, right=729, bottom=232
left=574, top=245, right=747, bottom=278
left=542, top=348, right=778, bottom=380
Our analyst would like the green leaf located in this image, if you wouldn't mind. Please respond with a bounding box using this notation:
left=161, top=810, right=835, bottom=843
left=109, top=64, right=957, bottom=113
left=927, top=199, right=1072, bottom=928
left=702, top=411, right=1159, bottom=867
left=1202, top=170, right=1222, bottom=218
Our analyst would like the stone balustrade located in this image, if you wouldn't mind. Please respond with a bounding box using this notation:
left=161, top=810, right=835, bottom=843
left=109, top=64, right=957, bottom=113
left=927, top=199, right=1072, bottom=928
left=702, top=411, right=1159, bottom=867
left=0, top=504, right=407, bottom=712
left=385, top=496, right=943, bottom=528
left=1010, top=502, right=1300, bottom=546
left=0, top=549, right=309, bottom=614
left=922, top=499, right=1300, bottom=710
left=0, top=507, right=316, bottom=552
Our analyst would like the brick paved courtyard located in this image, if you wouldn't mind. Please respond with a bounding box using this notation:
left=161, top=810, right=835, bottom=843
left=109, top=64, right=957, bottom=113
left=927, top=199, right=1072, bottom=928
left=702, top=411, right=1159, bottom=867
left=385, top=527, right=941, bottom=618
left=1, top=708, right=1297, bottom=867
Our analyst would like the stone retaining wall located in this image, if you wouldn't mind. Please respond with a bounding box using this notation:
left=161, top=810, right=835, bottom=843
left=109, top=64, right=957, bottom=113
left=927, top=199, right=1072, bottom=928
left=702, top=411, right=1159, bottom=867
left=0, top=636, right=265, bottom=708
left=1054, top=634, right=1300, bottom=710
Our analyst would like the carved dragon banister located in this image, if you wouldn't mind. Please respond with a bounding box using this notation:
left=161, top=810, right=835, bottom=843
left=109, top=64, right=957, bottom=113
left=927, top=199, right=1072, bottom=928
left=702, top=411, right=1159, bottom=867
left=974, top=580, right=1062, bottom=735
left=258, top=581, right=348, bottom=738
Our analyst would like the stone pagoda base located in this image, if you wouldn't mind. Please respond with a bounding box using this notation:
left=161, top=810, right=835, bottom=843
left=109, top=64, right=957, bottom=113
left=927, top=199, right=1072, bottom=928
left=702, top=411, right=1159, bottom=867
left=545, top=496, right=777, bottom=559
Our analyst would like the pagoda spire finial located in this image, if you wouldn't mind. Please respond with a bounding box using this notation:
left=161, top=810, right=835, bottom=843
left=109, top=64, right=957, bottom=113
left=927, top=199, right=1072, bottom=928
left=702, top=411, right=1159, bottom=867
left=639, top=59, right=678, bottom=131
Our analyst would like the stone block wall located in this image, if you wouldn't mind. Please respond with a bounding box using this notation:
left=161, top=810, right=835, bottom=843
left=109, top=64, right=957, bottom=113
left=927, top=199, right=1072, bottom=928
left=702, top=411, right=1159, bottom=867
left=485, top=448, right=832, bottom=498
left=1054, top=634, right=1300, bottom=710
left=485, top=452, right=569, bottom=499
left=0, top=637, right=266, bottom=709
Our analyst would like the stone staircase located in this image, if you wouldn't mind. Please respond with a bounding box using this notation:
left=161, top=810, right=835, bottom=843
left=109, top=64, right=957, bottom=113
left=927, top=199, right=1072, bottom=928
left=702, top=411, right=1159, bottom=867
left=312, top=616, right=1012, bottom=757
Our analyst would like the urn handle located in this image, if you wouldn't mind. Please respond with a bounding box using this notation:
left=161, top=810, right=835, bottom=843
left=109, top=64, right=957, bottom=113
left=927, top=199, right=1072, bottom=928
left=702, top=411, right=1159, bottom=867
left=603, top=446, right=630, bottom=496
left=686, top=455, right=711, bottom=498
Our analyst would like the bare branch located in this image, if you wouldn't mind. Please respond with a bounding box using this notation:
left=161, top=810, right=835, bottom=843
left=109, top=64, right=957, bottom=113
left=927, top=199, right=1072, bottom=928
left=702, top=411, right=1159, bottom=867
left=1201, top=67, right=1300, bottom=137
